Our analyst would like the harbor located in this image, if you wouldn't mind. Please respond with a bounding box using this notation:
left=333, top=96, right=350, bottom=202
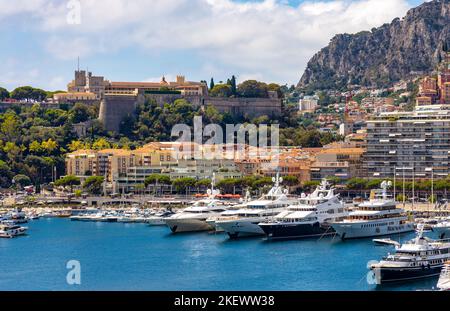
left=0, top=217, right=440, bottom=291
left=1, top=178, right=450, bottom=291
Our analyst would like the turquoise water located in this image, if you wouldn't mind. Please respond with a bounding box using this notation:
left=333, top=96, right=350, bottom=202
left=0, top=218, right=439, bottom=291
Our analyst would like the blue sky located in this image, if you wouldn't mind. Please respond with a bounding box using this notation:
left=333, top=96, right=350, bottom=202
left=0, top=0, right=425, bottom=91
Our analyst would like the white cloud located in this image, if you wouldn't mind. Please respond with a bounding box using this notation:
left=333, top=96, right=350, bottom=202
left=1, top=0, right=416, bottom=85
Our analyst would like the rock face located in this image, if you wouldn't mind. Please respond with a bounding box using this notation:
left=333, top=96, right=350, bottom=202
left=298, top=0, right=450, bottom=90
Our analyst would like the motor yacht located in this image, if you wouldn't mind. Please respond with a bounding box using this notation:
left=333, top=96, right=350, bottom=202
left=164, top=177, right=231, bottom=233
left=0, top=223, right=28, bottom=238
left=433, top=219, right=450, bottom=239
left=331, top=181, right=414, bottom=239
left=369, top=225, right=450, bottom=284
left=215, top=173, right=296, bottom=238
left=258, top=179, right=347, bottom=239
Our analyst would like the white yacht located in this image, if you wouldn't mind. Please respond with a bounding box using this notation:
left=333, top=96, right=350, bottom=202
left=206, top=190, right=252, bottom=232
left=433, top=219, right=450, bottom=239
left=164, top=197, right=228, bottom=233
left=215, top=174, right=296, bottom=238
left=437, top=261, right=450, bottom=291
left=331, top=181, right=414, bottom=239
left=164, top=177, right=230, bottom=233
left=0, top=223, right=28, bottom=238
left=258, top=179, right=347, bottom=239
left=369, top=226, right=450, bottom=284
left=147, top=209, right=176, bottom=226
left=8, top=208, right=28, bottom=224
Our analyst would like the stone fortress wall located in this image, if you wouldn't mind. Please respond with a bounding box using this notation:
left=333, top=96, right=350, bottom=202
left=99, top=92, right=282, bottom=132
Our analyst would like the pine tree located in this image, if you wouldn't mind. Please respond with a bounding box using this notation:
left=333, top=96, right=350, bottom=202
left=209, top=78, right=215, bottom=90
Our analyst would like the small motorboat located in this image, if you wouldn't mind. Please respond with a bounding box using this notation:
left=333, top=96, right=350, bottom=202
left=0, top=223, right=28, bottom=238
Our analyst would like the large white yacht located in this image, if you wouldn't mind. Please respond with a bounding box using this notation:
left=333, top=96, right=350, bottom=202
left=258, top=179, right=347, bottom=239
left=164, top=177, right=230, bottom=233
left=215, top=174, right=296, bottom=238
left=433, top=218, right=450, bottom=239
left=164, top=198, right=229, bottom=233
left=206, top=190, right=252, bottom=232
left=437, top=261, right=450, bottom=291
left=369, top=225, right=450, bottom=284
left=331, top=181, right=414, bottom=239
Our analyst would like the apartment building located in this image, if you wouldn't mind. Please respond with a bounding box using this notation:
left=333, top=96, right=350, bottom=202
left=365, top=104, right=450, bottom=179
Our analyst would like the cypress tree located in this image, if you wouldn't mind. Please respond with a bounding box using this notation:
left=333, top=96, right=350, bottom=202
left=210, top=78, right=215, bottom=90
left=231, top=75, right=237, bottom=95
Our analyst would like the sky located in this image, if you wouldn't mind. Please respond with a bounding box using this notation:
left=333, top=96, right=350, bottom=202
left=0, top=0, right=427, bottom=91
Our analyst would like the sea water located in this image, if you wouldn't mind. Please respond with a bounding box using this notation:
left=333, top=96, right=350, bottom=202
left=0, top=218, right=438, bottom=290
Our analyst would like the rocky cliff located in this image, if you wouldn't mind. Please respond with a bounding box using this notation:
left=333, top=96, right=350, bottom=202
left=298, top=0, right=450, bottom=90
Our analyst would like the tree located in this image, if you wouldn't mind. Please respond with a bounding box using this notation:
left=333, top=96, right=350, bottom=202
left=68, top=140, right=89, bottom=152
left=326, top=176, right=342, bottom=186
left=92, top=138, right=111, bottom=150
left=203, top=105, right=223, bottom=123
left=346, top=178, right=367, bottom=190
left=55, top=175, right=81, bottom=193
left=209, top=78, right=215, bottom=90
left=267, top=83, right=282, bottom=98
left=302, top=181, right=320, bottom=191
left=10, top=86, right=46, bottom=102
left=210, top=84, right=232, bottom=97
left=41, top=138, right=58, bottom=154
left=0, top=160, right=13, bottom=187
left=13, top=174, right=32, bottom=189
left=251, top=177, right=273, bottom=191
left=396, top=194, right=407, bottom=203
left=366, top=179, right=383, bottom=189
left=0, top=87, right=9, bottom=100
left=230, top=75, right=237, bottom=95
left=28, top=140, right=42, bottom=154
left=83, top=176, right=105, bottom=194
left=1, top=114, right=21, bottom=142
left=216, top=178, right=239, bottom=194
left=144, top=174, right=171, bottom=195
left=172, top=177, right=197, bottom=194
left=195, top=178, right=211, bottom=188
left=70, top=103, right=94, bottom=123
left=283, top=175, right=299, bottom=187
left=237, top=80, right=269, bottom=98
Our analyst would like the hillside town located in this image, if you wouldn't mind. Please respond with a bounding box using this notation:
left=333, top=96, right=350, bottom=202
left=48, top=52, right=449, bottom=197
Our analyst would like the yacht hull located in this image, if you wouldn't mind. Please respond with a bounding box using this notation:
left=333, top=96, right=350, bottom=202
left=332, top=222, right=414, bottom=239
left=434, top=226, right=450, bottom=239
left=259, top=222, right=331, bottom=239
left=206, top=219, right=224, bottom=232
left=147, top=218, right=166, bottom=226
left=372, top=265, right=443, bottom=284
left=216, top=218, right=266, bottom=238
left=165, top=218, right=213, bottom=233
